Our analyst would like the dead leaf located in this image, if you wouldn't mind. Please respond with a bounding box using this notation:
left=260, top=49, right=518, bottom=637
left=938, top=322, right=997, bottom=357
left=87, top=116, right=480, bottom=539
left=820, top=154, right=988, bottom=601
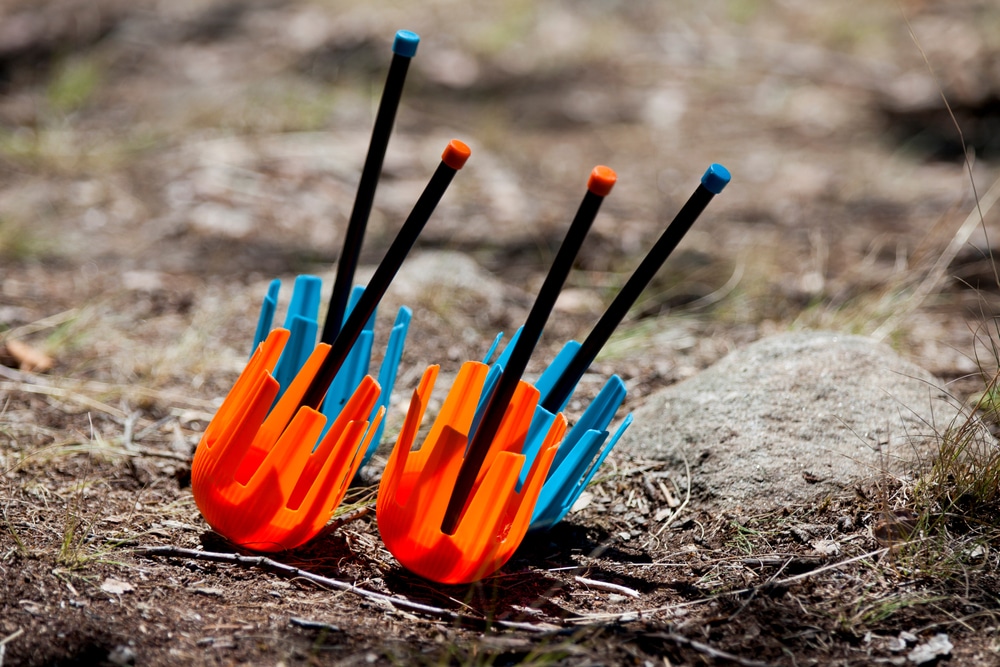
left=101, top=578, right=135, bottom=595
left=2, top=338, right=54, bottom=372
left=570, top=491, right=593, bottom=513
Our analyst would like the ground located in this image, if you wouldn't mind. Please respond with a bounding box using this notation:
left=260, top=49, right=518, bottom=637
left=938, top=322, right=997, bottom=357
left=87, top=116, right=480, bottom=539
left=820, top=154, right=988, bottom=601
left=2, top=0, right=1000, bottom=665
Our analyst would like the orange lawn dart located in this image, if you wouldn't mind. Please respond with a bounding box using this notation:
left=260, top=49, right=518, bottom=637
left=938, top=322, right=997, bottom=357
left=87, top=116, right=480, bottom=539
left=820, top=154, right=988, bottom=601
left=376, top=166, right=615, bottom=584
left=191, top=140, right=471, bottom=552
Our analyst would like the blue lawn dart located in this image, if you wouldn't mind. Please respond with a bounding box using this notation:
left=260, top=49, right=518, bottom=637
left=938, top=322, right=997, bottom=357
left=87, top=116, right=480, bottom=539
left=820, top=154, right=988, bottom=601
left=249, top=29, right=420, bottom=468
left=480, top=164, right=731, bottom=531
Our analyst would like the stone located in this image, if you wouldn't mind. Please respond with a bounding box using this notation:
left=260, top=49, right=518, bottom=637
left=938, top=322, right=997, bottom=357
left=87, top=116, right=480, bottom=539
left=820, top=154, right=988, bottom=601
left=621, top=331, right=952, bottom=510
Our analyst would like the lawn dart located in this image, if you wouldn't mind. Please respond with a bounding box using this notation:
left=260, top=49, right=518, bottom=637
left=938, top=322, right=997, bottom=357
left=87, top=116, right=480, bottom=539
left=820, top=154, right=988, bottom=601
left=376, top=166, right=615, bottom=584
left=501, top=163, right=732, bottom=531
left=192, top=140, right=471, bottom=552
left=251, top=29, right=419, bottom=468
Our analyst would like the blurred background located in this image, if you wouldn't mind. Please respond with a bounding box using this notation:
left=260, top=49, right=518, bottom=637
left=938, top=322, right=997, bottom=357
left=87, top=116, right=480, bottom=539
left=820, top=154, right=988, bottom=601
left=0, top=0, right=998, bottom=400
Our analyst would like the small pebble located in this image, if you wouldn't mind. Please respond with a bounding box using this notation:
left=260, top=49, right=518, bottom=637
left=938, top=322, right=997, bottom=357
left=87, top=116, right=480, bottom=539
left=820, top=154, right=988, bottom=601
left=107, top=646, right=136, bottom=666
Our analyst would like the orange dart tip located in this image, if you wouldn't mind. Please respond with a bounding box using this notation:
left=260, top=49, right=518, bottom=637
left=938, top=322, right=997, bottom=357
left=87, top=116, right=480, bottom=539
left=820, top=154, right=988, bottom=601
left=587, top=165, right=616, bottom=197
left=376, top=361, right=567, bottom=584
left=191, top=329, right=384, bottom=552
left=441, top=139, right=471, bottom=170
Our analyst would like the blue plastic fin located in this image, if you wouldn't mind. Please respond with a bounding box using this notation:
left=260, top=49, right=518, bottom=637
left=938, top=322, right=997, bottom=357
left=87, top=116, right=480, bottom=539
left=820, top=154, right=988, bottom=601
left=482, top=332, right=505, bottom=365
left=344, top=284, right=378, bottom=332
left=283, top=275, right=323, bottom=329
left=359, top=306, right=412, bottom=467
left=322, top=329, right=374, bottom=424
left=526, top=375, right=630, bottom=531
left=572, top=413, right=632, bottom=504
left=271, top=275, right=323, bottom=397
left=491, top=326, right=523, bottom=375
left=323, top=285, right=377, bottom=417
left=517, top=404, right=556, bottom=489
left=251, top=279, right=281, bottom=356
left=532, top=413, right=633, bottom=531
left=550, top=375, right=626, bottom=475
left=272, top=313, right=319, bottom=396
left=534, top=340, right=582, bottom=411
left=532, top=427, right=606, bottom=529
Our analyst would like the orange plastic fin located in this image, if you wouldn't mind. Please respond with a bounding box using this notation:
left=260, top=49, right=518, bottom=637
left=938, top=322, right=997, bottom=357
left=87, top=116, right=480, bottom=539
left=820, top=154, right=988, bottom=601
left=288, top=416, right=366, bottom=512
left=200, top=370, right=279, bottom=483
left=259, top=406, right=327, bottom=497
left=424, top=362, right=487, bottom=447
left=201, top=328, right=288, bottom=449
left=256, top=342, right=331, bottom=448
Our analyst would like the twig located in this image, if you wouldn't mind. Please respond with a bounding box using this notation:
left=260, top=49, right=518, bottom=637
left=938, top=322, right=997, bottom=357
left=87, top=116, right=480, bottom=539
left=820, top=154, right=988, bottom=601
left=0, top=628, right=24, bottom=667
left=134, top=415, right=179, bottom=442
left=289, top=617, right=342, bottom=633
left=566, top=547, right=891, bottom=624
left=136, top=545, right=553, bottom=633
left=765, top=547, right=888, bottom=589
left=122, top=411, right=141, bottom=451
left=1, top=381, right=128, bottom=419
left=47, top=440, right=190, bottom=463
left=645, top=631, right=770, bottom=667
left=138, top=545, right=447, bottom=616
left=0, top=629, right=23, bottom=646
left=727, top=555, right=795, bottom=623
left=575, top=576, right=640, bottom=599
left=116, top=444, right=191, bottom=462
left=0, top=308, right=79, bottom=344
left=331, top=504, right=371, bottom=526
left=312, top=505, right=372, bottom=541
left=741, top=555, right=825, bottom=570
left=0, top=366, right=34, bottom=383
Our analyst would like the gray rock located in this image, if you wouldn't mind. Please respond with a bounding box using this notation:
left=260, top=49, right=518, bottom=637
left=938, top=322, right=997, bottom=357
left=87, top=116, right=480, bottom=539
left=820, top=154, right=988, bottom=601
left=622, top=332, right=952, bottom=510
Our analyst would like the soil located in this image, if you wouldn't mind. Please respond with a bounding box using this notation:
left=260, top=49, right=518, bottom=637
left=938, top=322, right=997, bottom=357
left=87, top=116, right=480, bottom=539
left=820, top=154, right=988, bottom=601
left=2, top=0, right=1000, bottom=665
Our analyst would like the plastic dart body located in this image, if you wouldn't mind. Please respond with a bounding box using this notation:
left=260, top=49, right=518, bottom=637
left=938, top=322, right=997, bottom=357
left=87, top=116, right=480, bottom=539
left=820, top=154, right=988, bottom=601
left=375, top=362, right=565, bottom=583
left=191, top=140, right=471, bottom=552
left=191, top=328, right=383, bottom=551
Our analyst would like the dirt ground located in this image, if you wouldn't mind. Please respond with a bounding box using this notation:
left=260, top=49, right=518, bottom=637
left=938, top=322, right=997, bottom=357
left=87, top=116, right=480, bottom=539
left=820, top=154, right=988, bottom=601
left=2, top=0, right=1000, bottom=665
